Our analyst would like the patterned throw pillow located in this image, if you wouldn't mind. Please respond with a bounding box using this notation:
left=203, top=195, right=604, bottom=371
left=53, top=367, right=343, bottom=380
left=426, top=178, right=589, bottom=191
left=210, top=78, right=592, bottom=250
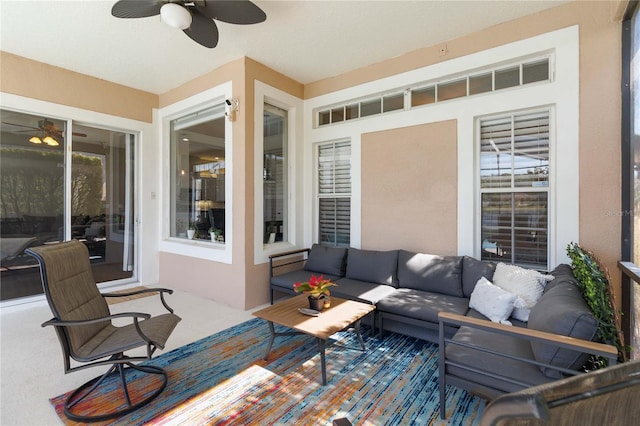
left=469, top=277, right=517, bottom=325
left=492, top=263, right=554, bottom=322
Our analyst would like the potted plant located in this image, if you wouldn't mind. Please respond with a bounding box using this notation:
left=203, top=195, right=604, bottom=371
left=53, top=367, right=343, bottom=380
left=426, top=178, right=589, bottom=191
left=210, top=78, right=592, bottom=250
left=187, top=223, right=197, bottom=240
left=293, top=275, right=337, bottom=311
left=209, top=227, right=222, bottom=242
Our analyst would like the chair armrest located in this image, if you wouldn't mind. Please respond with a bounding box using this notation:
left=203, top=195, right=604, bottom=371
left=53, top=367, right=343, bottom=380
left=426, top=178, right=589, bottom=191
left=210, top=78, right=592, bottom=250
left=42, top=312, right=151, bottom=328
left=269, top=248, right=310, bottom=278
left=101, top=287, right=176, bottom=314
left=438, top=311, right=618, bottom=363
left=101, top=287, right=174, bottom=298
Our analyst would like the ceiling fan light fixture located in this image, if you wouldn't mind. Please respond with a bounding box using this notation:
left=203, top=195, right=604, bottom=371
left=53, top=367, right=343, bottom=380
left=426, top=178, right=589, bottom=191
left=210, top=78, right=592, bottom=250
left=160, top=3, right=192, bottom=30
left=29, top=136, right=42, bottom=144
left=43, top=136, right=59, bottom=146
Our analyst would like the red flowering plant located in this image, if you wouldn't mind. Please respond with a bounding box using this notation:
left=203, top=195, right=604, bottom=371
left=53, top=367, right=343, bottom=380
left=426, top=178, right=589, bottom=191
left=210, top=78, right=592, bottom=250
left=293, top=274, right=337, bottom=298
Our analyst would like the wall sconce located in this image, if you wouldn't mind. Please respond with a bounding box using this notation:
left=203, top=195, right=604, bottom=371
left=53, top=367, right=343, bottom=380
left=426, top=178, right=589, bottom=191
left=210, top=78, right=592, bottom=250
left=225, top=98, right=239, bottom=122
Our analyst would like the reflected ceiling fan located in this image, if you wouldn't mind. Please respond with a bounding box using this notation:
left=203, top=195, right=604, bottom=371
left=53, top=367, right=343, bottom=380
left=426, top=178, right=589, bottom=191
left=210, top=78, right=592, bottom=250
left=2, top=119, right=86, bottom=147
left=111, top=0, right=267, bottom=48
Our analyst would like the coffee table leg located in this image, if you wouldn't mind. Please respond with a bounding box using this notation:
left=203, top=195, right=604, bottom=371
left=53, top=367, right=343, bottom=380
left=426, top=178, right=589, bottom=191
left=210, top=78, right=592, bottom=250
left=354, top=319, right=366, bottom=351
left=317, top=338, right=327, bottom=385
left=263, top=321, right=275, bottom=360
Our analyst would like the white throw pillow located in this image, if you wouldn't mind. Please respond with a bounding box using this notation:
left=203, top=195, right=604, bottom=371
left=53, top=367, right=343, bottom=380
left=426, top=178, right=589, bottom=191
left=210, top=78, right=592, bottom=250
left=492, top=263, right=554, bottom=322
left=469, top=277, right=517, bottom=325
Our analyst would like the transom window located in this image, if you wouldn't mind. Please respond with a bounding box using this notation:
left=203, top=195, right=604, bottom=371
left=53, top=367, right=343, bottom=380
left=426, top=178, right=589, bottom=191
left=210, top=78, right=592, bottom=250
left=317, top=56, right=551, bottom=127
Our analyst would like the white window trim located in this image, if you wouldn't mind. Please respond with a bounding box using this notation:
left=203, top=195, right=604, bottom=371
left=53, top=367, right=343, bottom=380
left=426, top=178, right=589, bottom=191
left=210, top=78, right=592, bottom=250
left=158, top=82, right=234, bottom=264
left=304, top=26, right=578, bottom=267
left=254, top=81, right=304, bottom=264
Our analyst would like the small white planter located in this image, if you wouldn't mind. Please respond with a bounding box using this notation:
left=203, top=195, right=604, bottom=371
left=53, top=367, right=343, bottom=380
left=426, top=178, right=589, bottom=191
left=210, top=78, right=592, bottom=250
left=187, top=229, right=195, bottom=239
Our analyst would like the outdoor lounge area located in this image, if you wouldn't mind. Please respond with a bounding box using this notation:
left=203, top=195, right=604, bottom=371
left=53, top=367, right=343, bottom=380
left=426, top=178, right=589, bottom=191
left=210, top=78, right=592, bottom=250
left=2, top=0, right=640, bottom=424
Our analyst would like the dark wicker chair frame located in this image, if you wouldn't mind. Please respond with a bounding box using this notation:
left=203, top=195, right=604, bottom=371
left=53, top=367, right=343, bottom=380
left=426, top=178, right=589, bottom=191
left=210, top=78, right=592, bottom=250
left=479, top=359, right=640, bottom=425
left=26, top=240, right=181, bottom=423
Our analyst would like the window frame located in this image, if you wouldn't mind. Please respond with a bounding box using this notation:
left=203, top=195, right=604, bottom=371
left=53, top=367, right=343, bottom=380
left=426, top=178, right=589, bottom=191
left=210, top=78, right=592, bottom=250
left=158, top=82, right=233, bottom=264
left=316, top=139, right=352, bottom=247
left=254, top=81, right=303, bottom=264
left=476, top=107, right=554, bottom=271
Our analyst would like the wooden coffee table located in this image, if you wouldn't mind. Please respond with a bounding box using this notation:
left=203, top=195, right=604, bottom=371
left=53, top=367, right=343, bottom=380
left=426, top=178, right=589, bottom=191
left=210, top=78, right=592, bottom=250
left=253, top=295, right=375, bottom=385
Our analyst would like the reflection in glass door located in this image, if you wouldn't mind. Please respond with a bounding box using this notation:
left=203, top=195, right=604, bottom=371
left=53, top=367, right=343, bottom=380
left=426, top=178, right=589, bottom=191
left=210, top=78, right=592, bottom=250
left=71, top=124, right=135, bottom=283
left=0, top=110, right=136, bottom=301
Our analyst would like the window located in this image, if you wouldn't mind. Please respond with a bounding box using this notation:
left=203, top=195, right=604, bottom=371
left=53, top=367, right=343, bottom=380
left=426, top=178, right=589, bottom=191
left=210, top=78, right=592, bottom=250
left=317, top=56, right=551, bottom=127
left=317, top=141, right=351, bottom=246
left=263, top=103, right=288, bottom=244
left=0, top=110, right=137, bottom=301
left=170, top=104, right=226, bottom=243
left=479, top=110, right=550, bottom=270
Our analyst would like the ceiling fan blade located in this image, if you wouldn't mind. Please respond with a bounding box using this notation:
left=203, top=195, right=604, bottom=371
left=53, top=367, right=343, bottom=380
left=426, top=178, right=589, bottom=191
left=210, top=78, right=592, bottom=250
left=111, top=0, right=164, bottom=19
left=1, top=121, right=39, bottom=130
left=196, top=0, right=266, bottom=25
left=183, top=12, right=219, bottom=48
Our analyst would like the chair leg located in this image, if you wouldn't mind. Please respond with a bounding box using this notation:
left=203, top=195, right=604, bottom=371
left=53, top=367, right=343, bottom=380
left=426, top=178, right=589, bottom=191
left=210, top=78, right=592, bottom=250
left=64, top=359, right=168, bottom=423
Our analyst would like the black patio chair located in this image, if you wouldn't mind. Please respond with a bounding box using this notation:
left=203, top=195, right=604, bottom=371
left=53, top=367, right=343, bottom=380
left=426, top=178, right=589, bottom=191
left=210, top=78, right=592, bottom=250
left=479, top=359, right=640, bottom=425
left=26, top=240, right=181, bottom=422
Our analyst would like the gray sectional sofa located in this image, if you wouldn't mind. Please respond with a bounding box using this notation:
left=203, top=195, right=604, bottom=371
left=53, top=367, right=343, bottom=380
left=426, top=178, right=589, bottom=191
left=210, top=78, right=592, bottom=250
left=269, top=244, right=619, bottom=416
left=271, top=244, right=508, bottom=341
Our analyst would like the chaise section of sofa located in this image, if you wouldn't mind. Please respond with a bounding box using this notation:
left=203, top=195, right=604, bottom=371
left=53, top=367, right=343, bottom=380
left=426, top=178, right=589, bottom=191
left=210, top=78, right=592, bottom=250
left=437, top=263, right=619, bottom=419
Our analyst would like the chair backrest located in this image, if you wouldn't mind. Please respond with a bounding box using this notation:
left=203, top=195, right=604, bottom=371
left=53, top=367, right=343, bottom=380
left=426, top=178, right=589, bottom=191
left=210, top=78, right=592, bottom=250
left=26, top=240, right=111, bottom=356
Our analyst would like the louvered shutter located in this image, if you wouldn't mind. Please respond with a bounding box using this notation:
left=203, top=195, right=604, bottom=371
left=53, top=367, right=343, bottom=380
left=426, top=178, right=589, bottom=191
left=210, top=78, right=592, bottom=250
left=479, top=110, right=550, bottom=270
left=318, top=141, right=351, bottom=246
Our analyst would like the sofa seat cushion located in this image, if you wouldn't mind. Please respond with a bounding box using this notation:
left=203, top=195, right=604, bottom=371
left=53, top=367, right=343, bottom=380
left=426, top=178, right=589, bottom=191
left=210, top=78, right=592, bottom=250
left=397, top=250, right=464, bottom=297
left=446, top=325, right=552, bottom=394
left=330, top=278, right=397, bottom=304
left=346, top=248, right=399, bottom=286
left=304, top=244, right=347, bottom=276
left=271, top=270, right=342, bottom=293
left=528, top=276, right=599, bottom=378
left=376, top=288, right=468, bottom=323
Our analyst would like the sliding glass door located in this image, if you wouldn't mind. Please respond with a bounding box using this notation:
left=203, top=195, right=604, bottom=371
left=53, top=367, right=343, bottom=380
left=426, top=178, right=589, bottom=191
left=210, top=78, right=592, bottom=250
left=0, top=110, right=136, bottom=301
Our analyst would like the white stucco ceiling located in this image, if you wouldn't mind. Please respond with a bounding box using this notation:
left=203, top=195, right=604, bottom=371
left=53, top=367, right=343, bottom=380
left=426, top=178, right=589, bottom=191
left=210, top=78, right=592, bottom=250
left=0, top=0, right=569, bottom=95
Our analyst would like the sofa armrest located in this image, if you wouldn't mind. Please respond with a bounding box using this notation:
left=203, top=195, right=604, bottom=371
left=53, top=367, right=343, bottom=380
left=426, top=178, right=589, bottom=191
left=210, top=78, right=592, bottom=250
left=438, top=311, right=618, bottom=363
left=269, top=248, right=310, bottom=279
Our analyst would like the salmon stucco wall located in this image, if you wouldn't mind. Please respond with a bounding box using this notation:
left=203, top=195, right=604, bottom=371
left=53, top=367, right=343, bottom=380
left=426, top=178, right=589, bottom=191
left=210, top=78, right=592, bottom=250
left=361, top=120, right=458, bottom=255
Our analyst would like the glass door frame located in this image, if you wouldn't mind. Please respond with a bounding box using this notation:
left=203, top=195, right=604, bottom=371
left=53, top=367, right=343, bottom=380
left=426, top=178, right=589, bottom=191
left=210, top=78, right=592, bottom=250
left=0, top=95, right=146, bottom=307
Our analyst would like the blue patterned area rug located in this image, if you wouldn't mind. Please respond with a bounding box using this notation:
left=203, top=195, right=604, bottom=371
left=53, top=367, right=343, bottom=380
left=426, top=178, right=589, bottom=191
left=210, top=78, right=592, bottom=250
left=51, top=318, right=485, bottom=425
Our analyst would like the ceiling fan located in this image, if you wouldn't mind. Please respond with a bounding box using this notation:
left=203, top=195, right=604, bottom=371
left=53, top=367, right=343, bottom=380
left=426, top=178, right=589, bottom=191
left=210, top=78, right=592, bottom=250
left=111, top=0, right=267, bottom=48
left=2, top=119, right=86, bottom=147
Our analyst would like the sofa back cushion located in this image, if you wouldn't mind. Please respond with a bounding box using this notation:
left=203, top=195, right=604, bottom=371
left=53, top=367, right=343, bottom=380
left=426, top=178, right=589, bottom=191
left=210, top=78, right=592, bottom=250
left=303, top=244, right=348, bottom=277
left=345, top=248, right=398, bottom=286
left=462, top=256, right=496, bottom=298
left=397, top=250, right=463, bottom=297
left=528, top=270, right=599, bottom=378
